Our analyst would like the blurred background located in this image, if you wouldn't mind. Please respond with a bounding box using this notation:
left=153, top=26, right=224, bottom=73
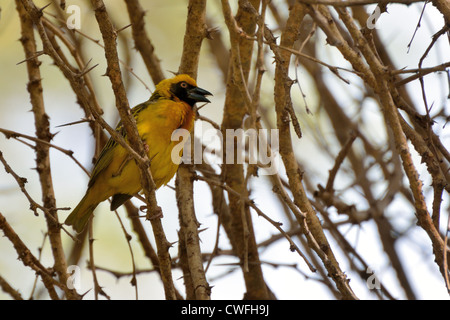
left=0, top=0, right=449, bottom=299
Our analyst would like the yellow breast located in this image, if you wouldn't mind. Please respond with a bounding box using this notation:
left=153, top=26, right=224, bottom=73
left=136, top=100, right=195, bottom=188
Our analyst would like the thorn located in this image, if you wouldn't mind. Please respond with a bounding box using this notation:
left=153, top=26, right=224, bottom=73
left=116, top=23, right=132, bottom=33
left=56, top=207, right=71, bottom=211
left=55, top=118, right=94, bottom=128
left=80, top=288, right=92, bottom=298
left=167, top=70, right=179, bottom=77
left=39, top=2, right=52, bottom=13
left=205, top=26, right=220, bottom=40
left=168, top=241, right=178, bottom=248
left=84, top=58, right=93, bottom=68
left=16, top=51, right=45, bottom=65
left=198, top=227, right=209, bottom=234
left=50, top=131, right=59, bottom=140
left=166, top=184, right=176, bottom=191
left=77, top=63, right=99, bottom=78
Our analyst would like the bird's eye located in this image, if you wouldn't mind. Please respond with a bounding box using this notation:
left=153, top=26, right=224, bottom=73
left=180, top=82, right=188, bottom=89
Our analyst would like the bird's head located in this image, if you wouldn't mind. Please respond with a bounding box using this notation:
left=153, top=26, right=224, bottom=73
left=152, top=74, right=212, bottom=107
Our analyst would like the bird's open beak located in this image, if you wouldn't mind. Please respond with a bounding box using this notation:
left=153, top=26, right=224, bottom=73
left=188, top=87, right=212, bottom=103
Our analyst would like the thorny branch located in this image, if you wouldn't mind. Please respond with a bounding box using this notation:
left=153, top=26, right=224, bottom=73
left=1, top=0, right=449, bottom=300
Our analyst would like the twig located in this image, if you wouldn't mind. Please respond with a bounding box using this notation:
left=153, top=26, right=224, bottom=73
left=394, top=61, right=450, bottom=86
left=29, top=232, right=48, bottom=299
left=325, top=132, right=358, bottom=192
left=88, top=221, right=110, bottom=300
left=112, top=209, right=139, bottom=299
left=87, top=264, right=158, bottom=278
left=444, top=213, right=450, bottom=293
left=0, top=275, right=23, bottom=300
left=0, top=150, right=75, bottom=241
left=407, top=0, right=429, bottom=53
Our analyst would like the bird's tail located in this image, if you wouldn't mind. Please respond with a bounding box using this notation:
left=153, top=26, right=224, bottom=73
left=65, top=193, right=99, bottom=233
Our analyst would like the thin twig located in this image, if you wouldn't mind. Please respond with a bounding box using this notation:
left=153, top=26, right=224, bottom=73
left=0, top=127, right=90, bottom=176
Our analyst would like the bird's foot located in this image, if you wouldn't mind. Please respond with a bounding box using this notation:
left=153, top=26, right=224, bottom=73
left=140, top=205, right=164, bottom=220
left=142, top=140, right=150, bottom=153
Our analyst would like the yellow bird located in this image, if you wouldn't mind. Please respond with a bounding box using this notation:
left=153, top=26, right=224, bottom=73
left=65, top=74, right=212, bottom=232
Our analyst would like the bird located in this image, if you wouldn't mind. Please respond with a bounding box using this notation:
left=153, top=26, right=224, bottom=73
left=65, top=74, right=212, bottom=232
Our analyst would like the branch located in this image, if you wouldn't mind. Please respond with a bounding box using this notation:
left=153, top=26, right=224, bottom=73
left=124, top=0, right=165, bottom=85
left=394, top=61, right=450, bottom=87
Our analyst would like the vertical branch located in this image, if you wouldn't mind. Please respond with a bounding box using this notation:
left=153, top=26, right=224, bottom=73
left=16, top=0, right=79, bottom=300
left=176, top=0, right=210, bottom=300
left=178, top=0, right=208, bottom=79
left=220, top=0, right=271, bottom=300
left=302, top=6, right=416, bottom=298
left=270, top=2, right=358, bottom=299
left=176, top=168, right=210, bottom=300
